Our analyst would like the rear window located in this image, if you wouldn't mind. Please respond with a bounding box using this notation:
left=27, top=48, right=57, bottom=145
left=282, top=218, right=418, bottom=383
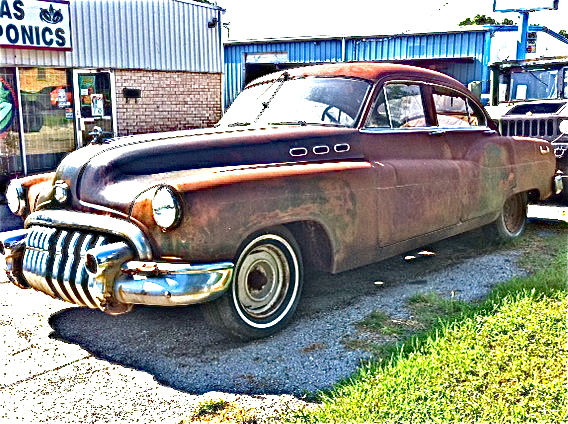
left=432, top=86, right=485, bottom=127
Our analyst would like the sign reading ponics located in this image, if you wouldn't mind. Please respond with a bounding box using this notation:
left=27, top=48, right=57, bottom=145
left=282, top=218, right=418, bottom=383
left=0, top=0, right=71, bottom=51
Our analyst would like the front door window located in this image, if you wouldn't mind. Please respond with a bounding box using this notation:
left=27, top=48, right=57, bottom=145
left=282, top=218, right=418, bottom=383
left=363, top=81, right=461, bottom=245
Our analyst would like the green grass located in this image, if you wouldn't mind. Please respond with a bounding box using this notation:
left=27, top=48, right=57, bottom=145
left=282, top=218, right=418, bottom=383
left=296, top=228, right=567, bottom=423
left=191, top=398, right=230, bottom=419
left=346, top=292, right=474, bottom=359
left=356, top=310, right=406, bottom=336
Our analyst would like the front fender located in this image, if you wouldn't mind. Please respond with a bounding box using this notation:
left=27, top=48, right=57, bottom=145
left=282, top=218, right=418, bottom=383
left=144, top=161, right=377, bottom=272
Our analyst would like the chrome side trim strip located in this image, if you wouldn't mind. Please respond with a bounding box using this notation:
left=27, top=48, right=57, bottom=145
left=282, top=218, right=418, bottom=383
left=25, top=210, right=152, bottom=260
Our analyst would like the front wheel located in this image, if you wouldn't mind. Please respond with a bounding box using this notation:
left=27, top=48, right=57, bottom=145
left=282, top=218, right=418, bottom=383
left=486, top=192, right=527, bottom=243
left=203, top=228, right=303, bottom=340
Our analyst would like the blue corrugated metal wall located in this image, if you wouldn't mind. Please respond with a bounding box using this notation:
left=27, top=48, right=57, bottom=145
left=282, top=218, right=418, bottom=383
left=224, top=30, right=490, bottom=108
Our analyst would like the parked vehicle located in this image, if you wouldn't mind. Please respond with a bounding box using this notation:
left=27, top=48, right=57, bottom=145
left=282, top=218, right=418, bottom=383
left=487, top=58, right=568, bottom=202
left=0, top=63, right=561, bottom=340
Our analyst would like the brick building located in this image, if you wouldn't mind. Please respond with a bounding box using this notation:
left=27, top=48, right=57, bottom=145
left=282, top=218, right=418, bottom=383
left=114, top=70, right=222, bottom=135
left=0, top=0, right=223, bottom=190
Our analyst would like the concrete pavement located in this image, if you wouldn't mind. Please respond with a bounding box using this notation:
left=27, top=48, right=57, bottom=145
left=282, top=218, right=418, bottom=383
left=0, top=202, right=23, bottom=232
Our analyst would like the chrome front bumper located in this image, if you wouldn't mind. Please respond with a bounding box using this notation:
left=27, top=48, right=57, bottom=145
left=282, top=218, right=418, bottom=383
left=0, top=216, right=234, bottom=315
left=117, top=261, right=234, bottom=306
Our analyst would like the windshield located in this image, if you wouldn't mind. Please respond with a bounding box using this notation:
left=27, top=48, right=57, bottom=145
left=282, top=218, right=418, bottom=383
left=509, top=69, right=559, bottom=101
left=219, top=76, right=371, bottom=128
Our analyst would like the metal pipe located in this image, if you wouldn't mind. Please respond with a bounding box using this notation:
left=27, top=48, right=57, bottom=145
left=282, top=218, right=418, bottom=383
left=516, top=11, right=530, bottom=61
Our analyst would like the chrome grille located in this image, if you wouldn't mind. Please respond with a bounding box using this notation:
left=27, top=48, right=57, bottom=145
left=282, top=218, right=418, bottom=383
left=23, top=226, right=117, bottom=309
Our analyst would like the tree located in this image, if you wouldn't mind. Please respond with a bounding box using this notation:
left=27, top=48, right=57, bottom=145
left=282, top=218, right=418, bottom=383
left=559, top=30, right=568, bottom=39
left=459, top=14, right=515, bottom=26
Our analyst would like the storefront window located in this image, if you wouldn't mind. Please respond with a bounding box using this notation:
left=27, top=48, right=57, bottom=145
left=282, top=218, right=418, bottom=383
left=0, top=68, right=22, bottom=185
left=19, top=68, right=75, bottom=173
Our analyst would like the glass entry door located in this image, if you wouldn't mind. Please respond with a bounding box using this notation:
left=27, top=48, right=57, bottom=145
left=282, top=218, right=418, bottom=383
left=73, top=70, right=116, bottom=146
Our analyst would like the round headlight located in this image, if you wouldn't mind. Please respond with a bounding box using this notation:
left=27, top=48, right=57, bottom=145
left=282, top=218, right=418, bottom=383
left=54, top=181, right=69, bottom=204
left=152, top=186, right=182, bottom=230
left=559, top=119, right=568, bottom=135
left=6, top=181, right=26, bottom=216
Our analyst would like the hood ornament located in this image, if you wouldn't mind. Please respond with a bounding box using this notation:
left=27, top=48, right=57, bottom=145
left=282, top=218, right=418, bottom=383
left=89, top=126, right=114, bottom=145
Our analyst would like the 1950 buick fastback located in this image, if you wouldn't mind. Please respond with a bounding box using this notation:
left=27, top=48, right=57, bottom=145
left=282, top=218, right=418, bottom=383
left=0, top=63, right=561, bottom=340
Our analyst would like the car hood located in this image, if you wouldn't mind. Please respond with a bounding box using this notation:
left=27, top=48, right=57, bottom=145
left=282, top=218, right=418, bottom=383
left=504, top=100, right=568, bottom=116
left=51, top=125, right=360, bottom=215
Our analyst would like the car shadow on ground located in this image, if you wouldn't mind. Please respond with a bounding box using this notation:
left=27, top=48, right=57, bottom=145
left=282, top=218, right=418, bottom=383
left=47, top=221, right=560, bottom=395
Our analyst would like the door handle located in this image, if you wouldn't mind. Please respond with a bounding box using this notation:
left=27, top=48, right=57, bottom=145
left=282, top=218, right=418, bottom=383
left=483, top=130, right=497, bottom=136
left=428, top=129, right=447, bottom=136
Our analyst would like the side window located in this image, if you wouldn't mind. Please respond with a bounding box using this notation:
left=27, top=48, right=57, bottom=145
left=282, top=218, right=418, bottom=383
left=366, top=89, right=389, bottom=127
left=366, top=83, right=427, bottom=129
left=432, top=86, right=486, bottom=127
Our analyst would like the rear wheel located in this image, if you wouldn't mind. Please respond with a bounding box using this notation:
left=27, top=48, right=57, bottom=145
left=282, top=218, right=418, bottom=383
left=203, top=227, right=303, bottom=340
left=487, top=192, right=527, bottom=243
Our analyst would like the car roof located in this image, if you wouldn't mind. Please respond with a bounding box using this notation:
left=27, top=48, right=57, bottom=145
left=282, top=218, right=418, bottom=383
left=246, top=62, right=466, bottom=91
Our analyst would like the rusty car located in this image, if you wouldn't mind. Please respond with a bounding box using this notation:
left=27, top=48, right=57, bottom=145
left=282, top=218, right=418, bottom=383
left=0, top=63, right=561, bottom=340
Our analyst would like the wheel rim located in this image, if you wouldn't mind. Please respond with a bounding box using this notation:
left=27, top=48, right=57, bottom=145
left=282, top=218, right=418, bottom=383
left=236, top=244, right=289, bottom=318
left=502, top=194, right=525, bottom=234
left=232, top=234, right=300, bottom=328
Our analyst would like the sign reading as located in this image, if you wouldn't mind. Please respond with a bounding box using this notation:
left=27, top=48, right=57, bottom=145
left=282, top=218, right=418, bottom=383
left=493, top=0, right=559, bottom=12
left=0, top=0, right=71, bottom=51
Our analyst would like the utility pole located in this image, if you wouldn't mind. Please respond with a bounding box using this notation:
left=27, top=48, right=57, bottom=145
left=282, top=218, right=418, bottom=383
left=517, top=11, right=530, bottom=60
left=493, top=0, right=560, bottom=61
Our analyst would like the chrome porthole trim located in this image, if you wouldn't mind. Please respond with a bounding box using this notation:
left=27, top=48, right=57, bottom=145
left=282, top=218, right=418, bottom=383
left=289, top=147, right=308, bottom=157
left=313, top=145, right=330, bottom=155
left=334, top=143, right=350, bottom=153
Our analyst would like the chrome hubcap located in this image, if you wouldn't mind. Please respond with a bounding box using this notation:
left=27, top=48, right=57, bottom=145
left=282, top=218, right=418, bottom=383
left=236, top=244, right=290, bottom=319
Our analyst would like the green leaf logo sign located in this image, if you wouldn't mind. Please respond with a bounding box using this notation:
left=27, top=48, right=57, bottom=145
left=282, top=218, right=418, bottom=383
left=39, top=4, right=64, bottom=25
